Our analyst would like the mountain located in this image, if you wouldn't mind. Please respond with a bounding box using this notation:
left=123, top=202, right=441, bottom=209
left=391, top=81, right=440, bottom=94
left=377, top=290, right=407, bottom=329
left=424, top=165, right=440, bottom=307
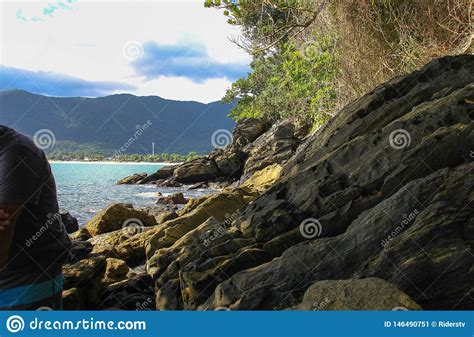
left=0, top=89, right=236, bottom=155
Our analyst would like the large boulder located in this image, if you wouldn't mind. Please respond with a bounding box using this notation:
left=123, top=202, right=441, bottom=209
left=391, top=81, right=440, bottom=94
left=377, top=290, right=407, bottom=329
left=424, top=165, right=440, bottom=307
left=117, top=173, right=148, bottom=185
left=294, top=278, right=421, bottom=310
left=243, top=117, right=310, bottom=178
left=63, top=256, right=107, bottom=308
left=60, top=209, right=79, bottom=233
left=89, top=225, right=160, bottom=266
left=63, top=256, right=106, bottom=290
left=102, top=258, right=129, bottom=286
left=63, top=288, right=86, bottom=310
left=207, top=118, right=271, bottom=178
left=240, top=164, right=283, bottom=194
left=84, top=203, right=157, bottom=237
left=157, top=192, right=188, bottom=205
left=140, top=165, right=176, bottom=184
left=99, top=274, right=155, bottom=310
left=67, top=240, right=93, bottom=263
left=212, top=148, right=247, bottom=178
left=231, top=117, right=270, bottom=149
left=70, top=227, right=92, bottom=241
left=116, top=166, right=176, bottom=185
left=147, top=189, right=249, bottom=257
left=172, top=158, right=221, bottom=184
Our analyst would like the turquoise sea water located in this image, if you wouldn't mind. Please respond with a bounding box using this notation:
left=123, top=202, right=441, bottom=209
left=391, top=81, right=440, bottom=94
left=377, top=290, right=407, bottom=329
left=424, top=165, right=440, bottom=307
left=51, top=162, right=206, bottom=225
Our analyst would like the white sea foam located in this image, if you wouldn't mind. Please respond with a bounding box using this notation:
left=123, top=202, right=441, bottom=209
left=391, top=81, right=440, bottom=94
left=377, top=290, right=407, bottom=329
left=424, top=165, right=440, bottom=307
left=135, top=192, right=159, bottom=198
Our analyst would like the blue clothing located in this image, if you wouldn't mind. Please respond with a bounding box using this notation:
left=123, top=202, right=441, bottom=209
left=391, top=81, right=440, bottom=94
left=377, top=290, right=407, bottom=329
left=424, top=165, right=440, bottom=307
left=0, top=274, right=63, bottom=310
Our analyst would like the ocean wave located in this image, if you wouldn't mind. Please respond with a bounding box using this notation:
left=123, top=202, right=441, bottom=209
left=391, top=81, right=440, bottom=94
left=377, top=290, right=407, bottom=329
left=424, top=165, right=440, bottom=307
left=135, top=192, right=159, bottom=198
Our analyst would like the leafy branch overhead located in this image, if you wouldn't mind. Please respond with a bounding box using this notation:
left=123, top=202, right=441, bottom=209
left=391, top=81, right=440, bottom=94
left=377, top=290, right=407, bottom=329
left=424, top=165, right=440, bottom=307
left=205, top=0, right=330, bottom=54
left=205, top=0, right=473, bottom=125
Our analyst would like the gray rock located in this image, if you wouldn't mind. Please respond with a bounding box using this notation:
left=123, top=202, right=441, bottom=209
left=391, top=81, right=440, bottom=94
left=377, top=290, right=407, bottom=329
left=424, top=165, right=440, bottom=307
left=99, top=274, right=155, bottom=310
left=60, top=209, right=79, bottom=233
left=117, top=173, right=148, bottom=185
left=67, top=240, right=93, bottom=263
left=243, top=117, right=310, bottom=178
left=172, top=158, right=221, bottom=184
left=294, top=278, right=421, bottom=310
left=154, top=55, right=474, bottom=310
left=140, top=166, right=176, bottom=184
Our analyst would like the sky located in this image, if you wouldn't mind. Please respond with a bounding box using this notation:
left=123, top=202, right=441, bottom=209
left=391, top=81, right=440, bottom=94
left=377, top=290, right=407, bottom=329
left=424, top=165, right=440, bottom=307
left=0, top=0, right=251, bottom=102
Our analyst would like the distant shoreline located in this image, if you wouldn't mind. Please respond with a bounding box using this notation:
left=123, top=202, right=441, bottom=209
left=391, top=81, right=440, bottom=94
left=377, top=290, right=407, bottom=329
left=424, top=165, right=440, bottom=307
left=49, top=160, right=181, bottom=166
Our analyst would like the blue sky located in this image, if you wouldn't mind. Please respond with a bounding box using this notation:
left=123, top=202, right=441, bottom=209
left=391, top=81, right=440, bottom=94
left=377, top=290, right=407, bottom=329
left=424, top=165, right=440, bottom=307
left=0, top=65, right=135, bottom=97
left=132, top=41, right=249, bottom=82
left=0, top=0, right=251, bottom=102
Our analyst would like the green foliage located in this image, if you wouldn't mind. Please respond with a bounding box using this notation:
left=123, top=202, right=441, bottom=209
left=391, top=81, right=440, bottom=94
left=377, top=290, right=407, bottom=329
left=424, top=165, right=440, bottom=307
left=206, top=0, right=337, bottom=125
left=223, top=34, right=338, bottom=125
left=46, top=141, right=203, bottom=162
left=206, top=0, right=470, bottom=127
left=111, top=153, right=198, bottom=163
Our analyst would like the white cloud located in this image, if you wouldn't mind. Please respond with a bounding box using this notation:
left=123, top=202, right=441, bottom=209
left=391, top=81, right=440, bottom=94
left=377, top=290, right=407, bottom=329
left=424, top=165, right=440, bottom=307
left=0, top=0, right=250, bottom=102
left=129, top=75, right=233, bottom=102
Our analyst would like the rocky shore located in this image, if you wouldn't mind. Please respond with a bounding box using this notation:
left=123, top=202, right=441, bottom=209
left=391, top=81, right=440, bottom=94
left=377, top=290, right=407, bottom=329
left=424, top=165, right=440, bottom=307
left=64, top=55, right=473, bottom=310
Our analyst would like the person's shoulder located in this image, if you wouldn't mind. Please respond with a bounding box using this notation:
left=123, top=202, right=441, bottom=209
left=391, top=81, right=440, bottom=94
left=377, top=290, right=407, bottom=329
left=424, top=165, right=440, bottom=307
left=0, top=127, right=44, bottom=160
